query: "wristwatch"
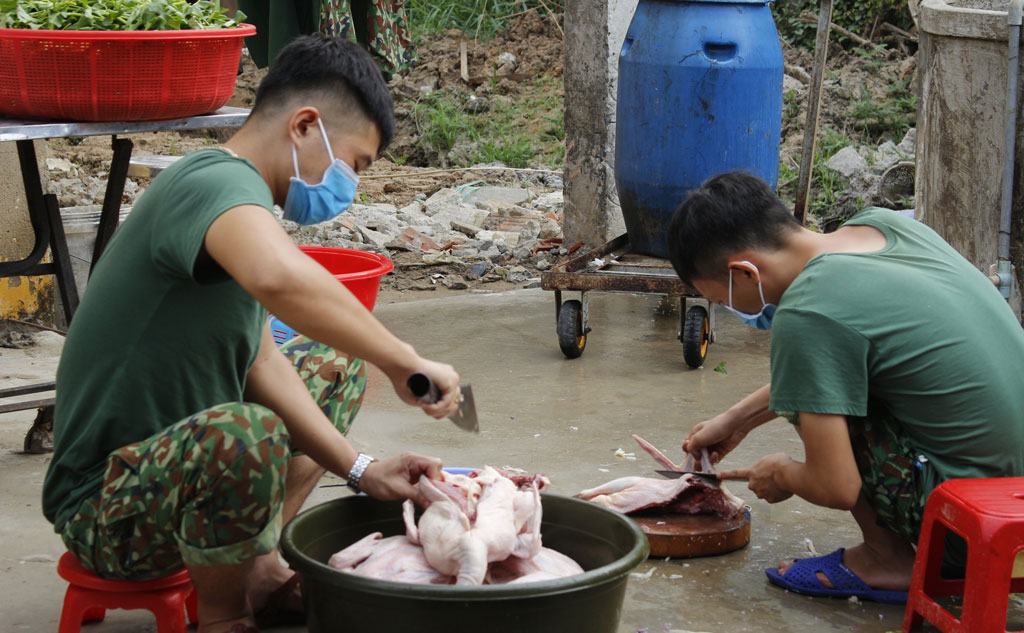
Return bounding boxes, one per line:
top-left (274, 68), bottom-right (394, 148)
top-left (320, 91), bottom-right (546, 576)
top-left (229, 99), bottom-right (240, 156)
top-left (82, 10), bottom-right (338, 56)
top-left (347, 453), bottom-right (376, 492)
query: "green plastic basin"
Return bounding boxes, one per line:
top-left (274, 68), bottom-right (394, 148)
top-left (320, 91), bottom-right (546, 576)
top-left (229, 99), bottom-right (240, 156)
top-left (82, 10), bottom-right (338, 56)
top-left (280, 493), bottom-right (649, 633)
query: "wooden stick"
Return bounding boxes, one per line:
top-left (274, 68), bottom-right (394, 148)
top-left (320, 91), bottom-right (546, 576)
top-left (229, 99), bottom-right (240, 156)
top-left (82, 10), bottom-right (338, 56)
top-left (360, 166), bottom-right (564, 181)
top-left (460, 41), bottom-right (469, 82)
top-left (881, 22), bottom-right (917, 41)
top-left (5, 319), bottom-right (66, 336)
top-left (795, 0), bottom-right (834, 224)
top-left (537, 0), bottom-right (564, 38)
top-left (799, 10), bottom-right (881, 52)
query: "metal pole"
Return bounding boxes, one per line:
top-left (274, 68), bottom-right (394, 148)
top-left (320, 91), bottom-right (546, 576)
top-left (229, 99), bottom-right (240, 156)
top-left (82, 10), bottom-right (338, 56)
top-left (794, 0), bottom-right (834, 225)
top-left (996, 0), bottom-right (1023, 299)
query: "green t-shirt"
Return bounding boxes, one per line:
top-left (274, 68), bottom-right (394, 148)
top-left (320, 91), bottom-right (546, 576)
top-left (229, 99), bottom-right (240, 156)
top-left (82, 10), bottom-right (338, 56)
top-left (42, 148), bottom-right (273, 530)
top-left (770, 207), bottom-right (1024, 489)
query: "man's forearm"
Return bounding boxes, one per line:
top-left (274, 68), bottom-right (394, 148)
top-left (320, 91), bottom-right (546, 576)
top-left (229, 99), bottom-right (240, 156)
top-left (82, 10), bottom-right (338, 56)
top-left (727, 383), bottom-right (777, 433)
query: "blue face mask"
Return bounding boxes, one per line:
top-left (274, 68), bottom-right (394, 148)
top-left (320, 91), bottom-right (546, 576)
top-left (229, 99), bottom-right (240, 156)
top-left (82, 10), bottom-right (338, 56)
top-left (283, 118), bottom-right (359, 225)
top-left (724, 263), bottom-right (777, 330)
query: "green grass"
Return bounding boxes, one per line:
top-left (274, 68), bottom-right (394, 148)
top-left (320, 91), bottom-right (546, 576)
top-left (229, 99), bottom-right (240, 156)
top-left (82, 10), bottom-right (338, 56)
top-left (411, 76), bottom-right (565, 169)
top-left (848, 81), bottom-right (917, 141)
top-left (405, 0), bottom-right (556, 40)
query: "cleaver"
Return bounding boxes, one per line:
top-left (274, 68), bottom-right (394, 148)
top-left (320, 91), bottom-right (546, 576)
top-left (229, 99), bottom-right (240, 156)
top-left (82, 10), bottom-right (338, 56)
top-left (407, 373), bottom-right (479, 433)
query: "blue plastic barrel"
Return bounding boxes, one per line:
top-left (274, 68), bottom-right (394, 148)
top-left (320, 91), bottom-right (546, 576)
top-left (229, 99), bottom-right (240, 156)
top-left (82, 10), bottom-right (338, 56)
top-left (614, 0), bottom-right (783, 258)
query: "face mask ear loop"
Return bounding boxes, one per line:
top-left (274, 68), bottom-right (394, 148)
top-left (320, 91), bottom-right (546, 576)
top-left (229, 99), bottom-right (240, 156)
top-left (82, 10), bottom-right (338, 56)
top-left (728, 267), bottom-right (735, 309)
top-left (316, 118), bottom-right (337, 163)
top-left (291, 144), bottom-right (301, 178)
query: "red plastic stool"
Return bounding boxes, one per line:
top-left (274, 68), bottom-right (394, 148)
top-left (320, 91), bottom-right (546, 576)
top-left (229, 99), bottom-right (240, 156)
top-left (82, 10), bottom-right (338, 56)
top-left (57, 552), bottom-right (198, 633)
top-left (903, 477), bottom-right (1024, 633)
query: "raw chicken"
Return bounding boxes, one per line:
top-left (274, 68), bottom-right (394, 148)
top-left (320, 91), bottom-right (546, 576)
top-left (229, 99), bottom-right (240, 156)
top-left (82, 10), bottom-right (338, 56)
top-left (327, 532), bottom-right (453, 584)
top-left (486, 547), bottom-right (585, 584)
top-left (575, 435), bottom-right (744, 519)
top-left (407, 466), bottom-right (543, 585)
top-left (328, 467), bottom-right (579, 586)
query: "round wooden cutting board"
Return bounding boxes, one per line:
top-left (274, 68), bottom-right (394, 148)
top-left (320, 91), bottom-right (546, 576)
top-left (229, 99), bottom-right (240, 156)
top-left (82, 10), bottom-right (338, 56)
top-left (632, 509), bottom-right (751, 558)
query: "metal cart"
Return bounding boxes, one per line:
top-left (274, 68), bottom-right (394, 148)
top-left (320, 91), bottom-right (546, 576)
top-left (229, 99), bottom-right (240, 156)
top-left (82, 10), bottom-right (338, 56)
top-left (540, 234), bottom-right (716, 368)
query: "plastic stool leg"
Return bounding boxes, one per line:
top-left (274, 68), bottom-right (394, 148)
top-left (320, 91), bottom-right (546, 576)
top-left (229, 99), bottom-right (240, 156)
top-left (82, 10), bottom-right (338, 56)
top-left (82, 606), bottom-right (105, 623)
top-left (58, 586), bottom-right (88, 633)
top-left (153, 592), bottom-right (189, 633)
top-left (185, 586), bottom-right (199, 624)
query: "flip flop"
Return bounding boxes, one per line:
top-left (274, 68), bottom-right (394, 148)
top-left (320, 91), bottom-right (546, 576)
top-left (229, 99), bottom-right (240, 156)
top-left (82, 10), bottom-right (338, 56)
top-left (254, 572), bottom-right (304, 628)
top-left (765, 548), bottom-right (909, 605)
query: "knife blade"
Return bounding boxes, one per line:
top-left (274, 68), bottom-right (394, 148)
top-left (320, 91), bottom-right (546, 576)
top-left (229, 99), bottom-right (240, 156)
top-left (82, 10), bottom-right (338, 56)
top-left (655, 469), bottom-right (719, 481)
top-left (407, 373), bottom-right (479, 433)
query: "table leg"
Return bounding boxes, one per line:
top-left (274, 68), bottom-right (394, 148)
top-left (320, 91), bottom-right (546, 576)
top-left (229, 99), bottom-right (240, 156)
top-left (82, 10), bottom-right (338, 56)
top-left (0, 141), bottom-right (51, 277)
top-left (90, 136), bottom-right (133, 275)
top-left (44, 193), bottom-right (79, 322)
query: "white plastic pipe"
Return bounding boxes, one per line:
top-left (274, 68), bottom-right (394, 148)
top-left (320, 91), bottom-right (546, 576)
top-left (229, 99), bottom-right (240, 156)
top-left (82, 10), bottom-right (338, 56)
top-left (996, 0), bottom-right (1023, 298)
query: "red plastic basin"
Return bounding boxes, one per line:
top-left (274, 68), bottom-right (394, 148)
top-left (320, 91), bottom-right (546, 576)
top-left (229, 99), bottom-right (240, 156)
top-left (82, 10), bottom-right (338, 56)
top-left (299, 246), bottom-right (394, 311)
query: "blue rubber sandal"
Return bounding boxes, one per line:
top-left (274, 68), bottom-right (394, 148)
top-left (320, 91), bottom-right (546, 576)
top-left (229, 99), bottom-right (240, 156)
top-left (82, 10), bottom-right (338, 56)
top-left (765, 548), bottom-right (908, 605)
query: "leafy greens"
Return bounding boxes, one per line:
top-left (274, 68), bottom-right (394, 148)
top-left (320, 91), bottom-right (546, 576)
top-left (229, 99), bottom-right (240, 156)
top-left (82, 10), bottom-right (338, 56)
top-left (0, 0), bottom-right (247, 31)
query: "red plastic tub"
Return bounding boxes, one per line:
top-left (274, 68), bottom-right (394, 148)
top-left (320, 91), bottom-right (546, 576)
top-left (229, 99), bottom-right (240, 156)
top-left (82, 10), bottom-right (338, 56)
top-left (0, 24), bottom-right (256, 121)
top-left (269, 247), bottom-right (395, 345)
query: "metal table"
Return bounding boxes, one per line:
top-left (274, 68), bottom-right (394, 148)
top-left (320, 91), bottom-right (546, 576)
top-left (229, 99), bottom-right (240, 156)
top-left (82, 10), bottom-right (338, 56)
top-left (0, 107), bottom-right (251, 447)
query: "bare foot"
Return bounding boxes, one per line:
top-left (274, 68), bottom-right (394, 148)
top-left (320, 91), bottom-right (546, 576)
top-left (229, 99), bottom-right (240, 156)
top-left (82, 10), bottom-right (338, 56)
top-left (777, 542), bottom-right (915, 591)
top-left (247, 550), bottom-right (302, 614)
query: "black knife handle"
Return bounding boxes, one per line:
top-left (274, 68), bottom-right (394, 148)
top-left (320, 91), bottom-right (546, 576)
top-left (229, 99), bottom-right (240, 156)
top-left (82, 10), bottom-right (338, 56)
top-left (407, 373), bottom-right (441, 404)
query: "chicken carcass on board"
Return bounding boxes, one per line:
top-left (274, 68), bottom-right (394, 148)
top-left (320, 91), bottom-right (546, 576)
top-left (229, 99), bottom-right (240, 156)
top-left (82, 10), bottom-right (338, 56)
top-left (575, 435), bottom-right (744, 519)
top-left (328, 466), bottom-right (583, 586)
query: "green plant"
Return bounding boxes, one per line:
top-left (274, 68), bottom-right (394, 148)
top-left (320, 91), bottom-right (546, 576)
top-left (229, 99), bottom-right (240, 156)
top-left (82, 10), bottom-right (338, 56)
top-left (808, 128), bottom-right (851, 217)
top-left (782, 88), bottom-right (801, 125)
top-left (476, 135), bottom-right (534, 168)
top-left (848, 83), bottom-right (917, 140)
top-left (413, 91), bottom-right (470, 156)
top-left (0, 0), bottom-right (246, 30)
top-left (772, 0), bottom-right (914, 50)
top-left (405, 0), bottom-right (553, 41)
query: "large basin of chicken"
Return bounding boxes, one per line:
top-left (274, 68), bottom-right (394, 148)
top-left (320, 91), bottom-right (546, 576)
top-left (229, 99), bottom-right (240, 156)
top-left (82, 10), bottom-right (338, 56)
top-left (281, 492), bottom-right (649, 633)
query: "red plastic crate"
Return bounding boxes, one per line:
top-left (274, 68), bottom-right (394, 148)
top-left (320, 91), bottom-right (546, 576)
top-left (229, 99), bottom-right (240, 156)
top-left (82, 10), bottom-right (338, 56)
top-left (0, 24), bottom-right (255, 122)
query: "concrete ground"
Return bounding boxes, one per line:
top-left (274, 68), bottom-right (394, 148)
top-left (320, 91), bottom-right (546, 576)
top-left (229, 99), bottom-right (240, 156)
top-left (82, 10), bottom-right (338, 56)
top-left (2, 289), bottom-right (923, 632)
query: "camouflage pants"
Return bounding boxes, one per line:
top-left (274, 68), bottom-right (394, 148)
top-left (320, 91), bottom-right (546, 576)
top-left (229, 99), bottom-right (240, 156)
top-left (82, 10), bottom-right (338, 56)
top-left (847, 415), bottom-right (929, 544)
top-left (319, 0), bottom-right (417, 75)
top-left (60, 337), bottom-right (366, 579)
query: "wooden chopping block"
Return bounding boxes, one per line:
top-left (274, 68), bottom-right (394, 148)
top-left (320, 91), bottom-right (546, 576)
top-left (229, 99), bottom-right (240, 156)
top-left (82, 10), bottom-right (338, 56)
top-left (633, 509), bottom-right (751, 558)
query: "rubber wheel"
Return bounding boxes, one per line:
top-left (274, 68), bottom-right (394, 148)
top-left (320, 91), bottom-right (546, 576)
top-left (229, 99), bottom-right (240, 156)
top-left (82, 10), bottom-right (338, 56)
top-left (682, 305), bottom-right (710, 368)
top-left (557, 299), bottom-right (587, 358)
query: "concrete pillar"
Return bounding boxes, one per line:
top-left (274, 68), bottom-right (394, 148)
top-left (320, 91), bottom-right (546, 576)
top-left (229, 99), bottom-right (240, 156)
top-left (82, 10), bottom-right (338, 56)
top-left (563, 0), bottom-right (636, 248)
top-left (0, 142), bottom-right (56, 324)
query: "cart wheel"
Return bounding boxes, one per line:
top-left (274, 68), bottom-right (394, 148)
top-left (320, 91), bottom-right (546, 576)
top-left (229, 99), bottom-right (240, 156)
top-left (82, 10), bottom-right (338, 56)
top-left (682, 305), bottom-right (710, 368)
top-left (557, 300), bottom-right (587, 358)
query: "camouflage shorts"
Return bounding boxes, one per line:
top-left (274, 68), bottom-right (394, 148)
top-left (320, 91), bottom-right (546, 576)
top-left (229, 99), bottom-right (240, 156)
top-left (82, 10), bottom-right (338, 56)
top-left (60, 337), bottom-right (365, 579)
top-left (847, 415), bottom-right (929, 544)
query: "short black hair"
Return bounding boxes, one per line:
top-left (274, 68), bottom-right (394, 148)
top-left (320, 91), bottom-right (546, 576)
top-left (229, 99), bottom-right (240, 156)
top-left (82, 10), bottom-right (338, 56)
top-left (251, 35), bottom-right (394, 154)
top-left (667, 171), bottom-right (801, 285)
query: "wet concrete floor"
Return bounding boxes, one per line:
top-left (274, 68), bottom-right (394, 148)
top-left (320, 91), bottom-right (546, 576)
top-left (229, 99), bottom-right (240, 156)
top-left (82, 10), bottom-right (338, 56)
top-left (1, 289), bottom-right (917, 632)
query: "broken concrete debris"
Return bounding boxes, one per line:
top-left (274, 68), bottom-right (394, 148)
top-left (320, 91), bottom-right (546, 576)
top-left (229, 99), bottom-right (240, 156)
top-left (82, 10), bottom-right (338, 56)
top-left (281, 182), bottom-right (565, 290)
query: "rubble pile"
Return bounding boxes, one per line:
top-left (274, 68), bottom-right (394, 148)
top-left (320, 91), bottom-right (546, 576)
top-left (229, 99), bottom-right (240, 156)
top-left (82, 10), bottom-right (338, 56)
top-left (821, 128), bottom-right (918, 231)
top-left (282, 181), bottom-right (568, 292)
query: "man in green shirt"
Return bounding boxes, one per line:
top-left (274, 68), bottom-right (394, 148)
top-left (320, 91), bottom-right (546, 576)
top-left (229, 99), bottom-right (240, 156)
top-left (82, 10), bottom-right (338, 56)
top-left (42, 37), bottom-right (460, 633)
top-left (668, 172), bottom-right (1024, 604)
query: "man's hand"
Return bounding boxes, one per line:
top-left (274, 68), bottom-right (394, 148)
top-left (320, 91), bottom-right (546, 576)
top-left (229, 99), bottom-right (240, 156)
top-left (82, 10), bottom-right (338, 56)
top-left (683, 413), bottom-right (747, 464)
top-left (387, 358), bottom-right (461, 420)
top-left (718, 453), bottom-right (796, 503)
top-left (358, 452), bottom-right (444, 506)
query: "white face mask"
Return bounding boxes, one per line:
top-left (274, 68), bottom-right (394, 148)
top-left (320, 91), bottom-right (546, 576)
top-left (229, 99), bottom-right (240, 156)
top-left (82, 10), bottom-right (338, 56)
top-left (724, 262), bottom-right (777, 330)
